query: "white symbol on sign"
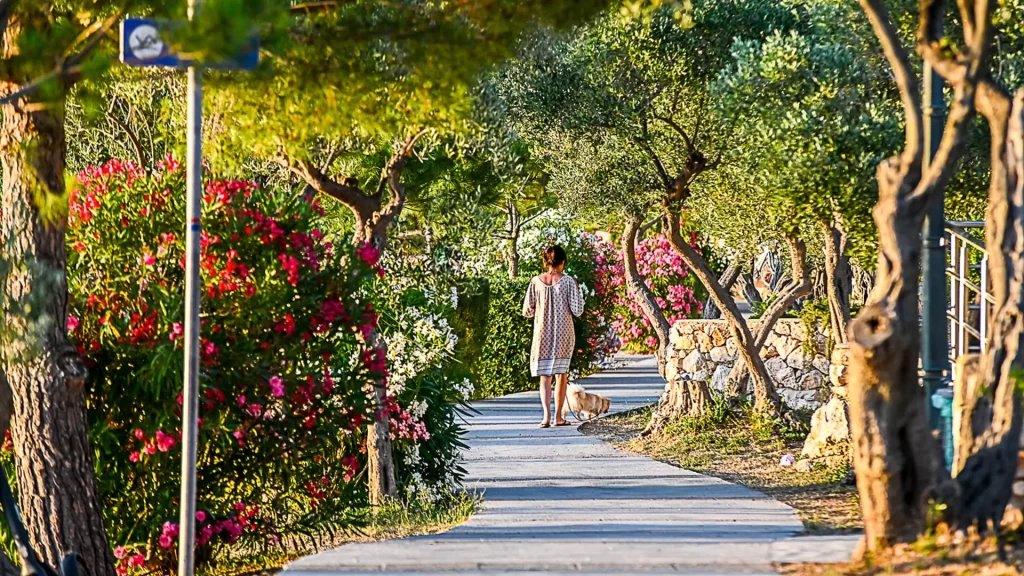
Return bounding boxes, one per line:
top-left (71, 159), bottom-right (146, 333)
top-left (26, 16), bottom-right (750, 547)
top-left (129, 25), bottom-right (164, 60)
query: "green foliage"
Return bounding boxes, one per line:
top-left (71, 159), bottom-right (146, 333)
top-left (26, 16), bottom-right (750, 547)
top-left (799, 299), bottom-right (833, 359)
top-left (451, 278), bottom-right (492, 370)
top-left (712, 4), bottom-right (901, 266)
top-left (473, 277), bottom-right (534, 398)
top-left (208, 0), bottom-right (615, 168)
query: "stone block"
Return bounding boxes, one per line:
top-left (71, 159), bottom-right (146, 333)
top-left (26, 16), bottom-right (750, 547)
top-left (812, 355), bottom-right (830, 374)
top-left (832, 385), bottom-right (848, 399)
top-left (798, 372), bottom-right (824, 391)
top-left (711, 364), bottom-right (731, 392)
top-left (785, 346), bottom-right (808, 370)
top-left (711, 327), bottom-right (727, 346)
top-left (801, 396), bottom-right (851, 459)
top-left (696, 331), bottom-right (713, 353)
top-left (775, 322), bottom-right (790, 336)
top-left (726, 337), bottom-right (738, 356)
top-left (781, 389), bottom-right (822, 411)
top-left (709, 345), bottom-right (733, 363)
top-left (765, 356), bottom-right (788, 378)
top-left (681, 349), bottom-right (703, 373)
top-left (788, 321), bottom-right (807, 340)
top-left (829, 363), bottom-right (848, 388)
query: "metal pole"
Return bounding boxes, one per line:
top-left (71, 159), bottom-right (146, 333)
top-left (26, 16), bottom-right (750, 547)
top-left (178, 0), bottom-right (202, 575)
top-left (921, 55), bottom-right (948, 431)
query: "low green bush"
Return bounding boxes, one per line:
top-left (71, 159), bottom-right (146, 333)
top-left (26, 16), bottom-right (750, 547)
top-left (473, 277), bottom-right (533, 398)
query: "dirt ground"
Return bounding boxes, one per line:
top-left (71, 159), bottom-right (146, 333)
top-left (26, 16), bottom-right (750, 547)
top-left (778, 534), bottom-right (1024, 576)
top-left (581, 405), bottom-right (861, 534)
top-left (583, 406), bottom-right (1024, 575)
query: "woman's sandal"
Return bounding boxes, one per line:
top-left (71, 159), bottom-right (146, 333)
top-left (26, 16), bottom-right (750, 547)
top-left (538, 422), bottom-right (551, 429)
top-left (554, 421), bottom-right (571, 427)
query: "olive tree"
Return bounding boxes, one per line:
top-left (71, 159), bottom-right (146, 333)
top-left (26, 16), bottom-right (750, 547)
top-left (499, 1), bottom-right (811, 418)
top-left (845, 0), bottom-right (1024, 554)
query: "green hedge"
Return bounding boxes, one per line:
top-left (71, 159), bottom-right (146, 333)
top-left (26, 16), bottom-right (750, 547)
top-left (471, 277), bottom-right (534, 398)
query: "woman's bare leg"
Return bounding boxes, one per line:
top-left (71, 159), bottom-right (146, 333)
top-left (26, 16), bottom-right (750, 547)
top-left (554, 374), bottom-right (569, 424)
top-left (539, 376), bottom-right (553, 425)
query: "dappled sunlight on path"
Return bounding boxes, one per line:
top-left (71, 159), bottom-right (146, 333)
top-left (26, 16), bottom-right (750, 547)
top-left (283, 356), bottom-right (858, 574)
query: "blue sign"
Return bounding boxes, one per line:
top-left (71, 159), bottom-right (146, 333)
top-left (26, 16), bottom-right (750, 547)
top-left (120, 18), bottom-right (258, 70)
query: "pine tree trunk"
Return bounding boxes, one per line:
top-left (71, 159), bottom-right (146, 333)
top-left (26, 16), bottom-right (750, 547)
top-left (662, 204), bottom-right (783, 417)
top-left (0, 95), bottom-right (114, 576)
top-left (951, 88), bottom-right (1024, 532)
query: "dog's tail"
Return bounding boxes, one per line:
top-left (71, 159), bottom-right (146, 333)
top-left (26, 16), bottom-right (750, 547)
top-left (567, 383), bottom-right (585, 396)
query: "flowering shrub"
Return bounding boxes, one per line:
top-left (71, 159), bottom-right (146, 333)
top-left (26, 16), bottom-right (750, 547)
top-left (372, 252), bottom-right (473, 503)
top-left (64, 158), bottom-right (381, 572)
top-left (596, 234), bottom-right (706, 353)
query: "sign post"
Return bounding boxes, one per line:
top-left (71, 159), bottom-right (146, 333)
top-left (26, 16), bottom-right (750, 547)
top-left (120, 11), bottom-right (257, 576)
top-left (179, 3), bottom-right (202, 576)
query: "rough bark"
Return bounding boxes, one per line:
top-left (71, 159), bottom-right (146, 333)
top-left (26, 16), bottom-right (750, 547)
top-left (847, 0), bottom-right (982, 553)
top-left (702, 264), bottom-right (740, 320)
top-left (736, 271), bottom-right (763, 308)
top-left (622, 215), bottom-right (672, 378)
top-left (366, 334), bottom-right (398, 507)
top-left (823, 221), bottom-right (853, 345)
top-left (950, 87), bottom-right (1024, 533)
top-left (285, 133), bottom-right (424, 504)
top-left (662, 202), bottom-right (784, 417)
top-left (0, 93), bottom-right (114, 575)
top-left (643, 376), bottom-right (713, 436)
top-left (725, 235), bottom-right (813, 398)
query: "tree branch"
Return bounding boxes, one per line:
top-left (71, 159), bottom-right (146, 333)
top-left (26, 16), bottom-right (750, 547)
top-left (638, 113), bottom-right (673, 188)
top-left (107, 98), bottom-right (146, 168)
top-left (0, 7), bottom-right (123, 106)
top-left (858, 0), bottom-right (924, 157)
top-left (279, 156), bottom-right (377, 217)
top-left (654, 114), bottom-right (695, 154)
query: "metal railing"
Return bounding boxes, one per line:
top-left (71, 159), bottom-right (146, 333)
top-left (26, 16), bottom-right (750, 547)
top-left (945, 221), bottom-right (995, 380)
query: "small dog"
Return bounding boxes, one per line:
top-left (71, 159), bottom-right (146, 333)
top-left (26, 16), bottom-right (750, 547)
top-left (561, 383), bottom-right (611, 421)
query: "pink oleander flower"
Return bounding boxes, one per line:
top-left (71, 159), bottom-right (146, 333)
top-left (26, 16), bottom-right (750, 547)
top-left (113, 546), bottom-right (127, 560)
top-left (269, 375), bottom-right (285, 398)
top-left (155, 430), bottom-right (176, 452)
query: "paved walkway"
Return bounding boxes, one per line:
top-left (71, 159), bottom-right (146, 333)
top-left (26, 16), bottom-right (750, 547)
top-left (284, 356), bottom-right (859, 574)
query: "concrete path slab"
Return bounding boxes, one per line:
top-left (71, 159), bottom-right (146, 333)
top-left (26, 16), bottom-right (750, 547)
top-left (283, 356), bottom-right (858, 574)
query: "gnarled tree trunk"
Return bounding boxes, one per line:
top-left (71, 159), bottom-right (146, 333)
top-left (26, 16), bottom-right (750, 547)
top-left (622, 215), bottom-right (672, 378)
top-left (662, 202), bottom-right (783, 417)
top-left (0, 94), bottom-right (114, 576)
top-left (725, 235), bottom-right (812, 398)
top-left (823, 220), bottom-right (852, 345)
top-left (287, 133), bottom-right (424, 505)
top-left (702, 264), bottom-right (740, 320)
top-left (951, 87), bottom-right (1024, 533)
top-left (847, 0), bottom-right (978, 553)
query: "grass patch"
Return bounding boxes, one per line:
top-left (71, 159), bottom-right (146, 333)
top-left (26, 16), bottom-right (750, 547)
top-left (581, 402), bottom-right (861, 535)
top-left (202, 490), bottom-right (479, 576)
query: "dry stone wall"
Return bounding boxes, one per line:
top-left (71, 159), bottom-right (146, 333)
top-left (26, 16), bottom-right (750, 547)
top-left (666, 319), bottom-right (830, 410)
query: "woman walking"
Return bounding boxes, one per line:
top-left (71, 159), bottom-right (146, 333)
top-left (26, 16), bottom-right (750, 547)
top-left (522, 245), bottom-right (585, 427)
